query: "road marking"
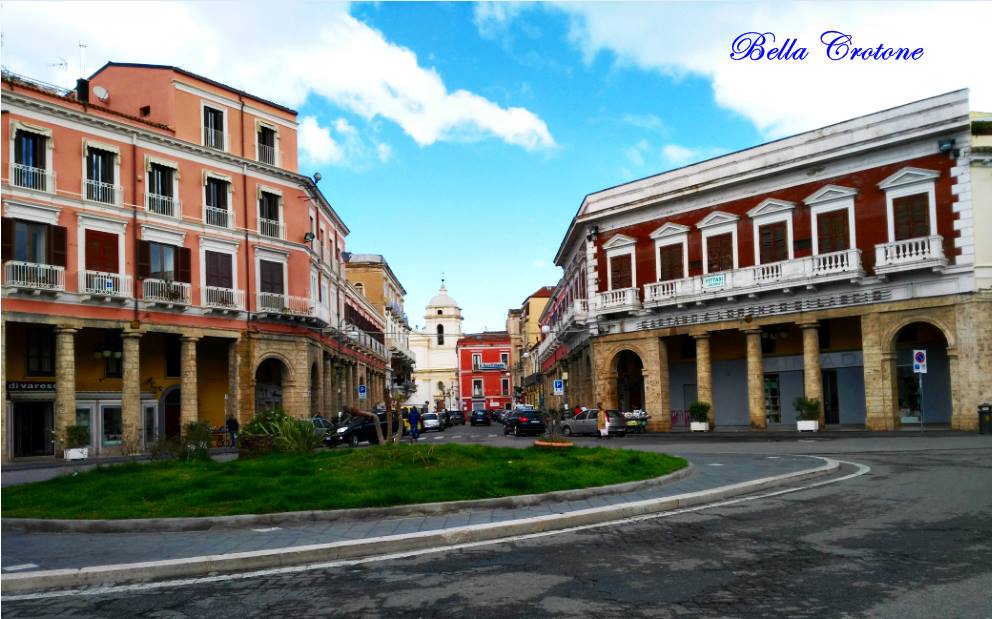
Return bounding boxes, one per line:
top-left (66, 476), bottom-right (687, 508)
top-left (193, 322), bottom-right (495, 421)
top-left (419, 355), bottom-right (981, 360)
top-left (433, 436), bottom-right (444, 440)
top-left (251, 527), bottom-right (281, 533)
top-left (488, 434), bottom-right (496, 437)
top-left (3, 564), bottom-right (39, 572)
top-left (767, 456), bottom-right (780, 459)
top-left (707, 463), bottom-right (724, 467)
top-left (3, 459), bottom-right (869, 600)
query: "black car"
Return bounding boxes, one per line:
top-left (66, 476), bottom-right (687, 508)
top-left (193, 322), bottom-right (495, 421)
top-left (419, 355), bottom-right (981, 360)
top-left (503, 410), bottom-right (547, 436)
top-left (447, 411), bottom-right (465, 426)
top-left (470, 410), bottom-right (491, 426)
top-left (325, 412), bottom-right (402, 448)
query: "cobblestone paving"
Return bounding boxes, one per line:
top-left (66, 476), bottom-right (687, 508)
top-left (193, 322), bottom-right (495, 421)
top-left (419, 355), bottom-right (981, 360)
top-left (4, 449), bottom-right (991, 618)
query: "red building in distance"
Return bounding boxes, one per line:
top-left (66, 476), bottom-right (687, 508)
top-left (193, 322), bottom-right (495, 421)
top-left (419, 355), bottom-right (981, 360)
top-left (457, 332), bottom-right (512, 412)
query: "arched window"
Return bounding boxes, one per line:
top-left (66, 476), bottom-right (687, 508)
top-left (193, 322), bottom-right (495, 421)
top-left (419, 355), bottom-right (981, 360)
top-left (436, 324), bottom-right (444, 345)
top-left (354, 283), bottom-right (364, 297)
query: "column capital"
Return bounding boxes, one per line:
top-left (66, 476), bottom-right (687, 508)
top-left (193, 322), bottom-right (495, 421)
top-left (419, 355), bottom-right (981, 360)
top-left (181, 335), bottom-right (202, 343)
top-left (798, 321), bottom-right (819, 330)
top-left (122, 331), bottom-right (142, 340)
top-left (742, 327), bottom-right (763, 336)
top-left (692, 332), bottom-right (711, 341)
top-left (56, 326), bottom-right (78, 335)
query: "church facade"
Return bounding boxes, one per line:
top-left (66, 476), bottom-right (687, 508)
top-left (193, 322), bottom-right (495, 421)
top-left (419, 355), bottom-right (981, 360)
top-left (405, 284), bottom-right (464, 411)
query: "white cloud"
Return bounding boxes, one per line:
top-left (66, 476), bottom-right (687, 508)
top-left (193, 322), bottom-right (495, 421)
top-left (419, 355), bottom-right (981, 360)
top-left (1, 2), bottom-right (555, 154)
top-left (376, 143), bottom-right (392, 163)
top-left (625, 138), bottom-right (650, 167)
top-left (298, 116), bottom-right (343, 166)
top-left (661, 144), bottom-right (725, 166)
top-left (474, 2), bottom-right (526, 39)
top-left (622, 113), bottom-right (668, 134)
top-left (555, 2), bottom-right (992, 137)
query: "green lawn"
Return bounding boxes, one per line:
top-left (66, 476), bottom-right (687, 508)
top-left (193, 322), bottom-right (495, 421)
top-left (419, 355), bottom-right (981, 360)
top-left (1, 444), bottom-right (686, 520)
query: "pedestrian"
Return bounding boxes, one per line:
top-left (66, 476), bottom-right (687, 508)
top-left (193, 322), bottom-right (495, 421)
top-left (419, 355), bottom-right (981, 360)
top-left (596, 404), bottom-right (609, 439)
top-left (409, 406), bottom-right (421, 442)
top-left (226, 414), bottom-right (240, 448)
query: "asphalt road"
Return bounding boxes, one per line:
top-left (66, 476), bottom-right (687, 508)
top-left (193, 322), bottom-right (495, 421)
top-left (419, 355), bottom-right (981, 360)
top-left (4, 427), bottom-right (992, 618)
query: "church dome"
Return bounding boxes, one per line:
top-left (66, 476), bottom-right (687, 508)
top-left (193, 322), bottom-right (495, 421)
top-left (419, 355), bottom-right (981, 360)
top-left (427, 284), bottom-right (460, 310)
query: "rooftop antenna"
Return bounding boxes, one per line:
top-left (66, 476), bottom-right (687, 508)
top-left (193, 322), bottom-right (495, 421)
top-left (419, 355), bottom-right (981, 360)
top-left (49, 57), bottom-right (68, 89)
top-left (78, 40), bottom-right (87, 79)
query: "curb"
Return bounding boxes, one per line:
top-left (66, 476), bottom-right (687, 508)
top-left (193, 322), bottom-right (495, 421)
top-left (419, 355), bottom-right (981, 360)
top-left (1, 457), bottom-right (838, 593)
top-left (2, 464), bottom-right (693, 533)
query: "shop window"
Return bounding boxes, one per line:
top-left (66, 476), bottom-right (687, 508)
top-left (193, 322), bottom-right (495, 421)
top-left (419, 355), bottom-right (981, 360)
top-left (26, 327), bottom-right (54, 376)
top-left (102, 406), bottom-right (123, 446)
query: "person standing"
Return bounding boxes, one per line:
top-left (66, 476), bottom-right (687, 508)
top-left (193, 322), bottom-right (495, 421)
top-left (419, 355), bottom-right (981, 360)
top-left (226, 414), bottom-right (240, 448)
top-left (409, 406), bottom-right (421, 443)
top-left (596, 405), bottom-right (609, 439)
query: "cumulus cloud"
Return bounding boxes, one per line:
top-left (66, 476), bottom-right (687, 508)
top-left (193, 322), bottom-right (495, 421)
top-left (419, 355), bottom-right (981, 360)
top-left (474, 2), bottom-right (526, 40)
top-left (298, 116), bottom-right (343, 166)
top-left (1, 2), bottom-right (555, 155)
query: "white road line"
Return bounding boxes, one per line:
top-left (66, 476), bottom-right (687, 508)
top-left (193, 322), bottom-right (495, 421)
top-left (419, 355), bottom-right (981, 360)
top-left (707, 463), bottom-right (724, 467)
top-left (433, 436), bottom-right (444, 440)
top-left (3, 564), bottom-right (39, 572)
top-left (3, 459), bottom-right (870, 601)
top-left (251, 527), bottom-right (281, 533)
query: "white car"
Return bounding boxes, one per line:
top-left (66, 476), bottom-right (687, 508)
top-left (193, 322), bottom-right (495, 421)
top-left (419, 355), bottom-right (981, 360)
top-left (421, 412), bottom-right (444, 432)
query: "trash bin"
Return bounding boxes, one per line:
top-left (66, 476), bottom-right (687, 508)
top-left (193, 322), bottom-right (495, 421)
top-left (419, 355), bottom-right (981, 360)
top-left (979, 403), bottom-right (992, 435)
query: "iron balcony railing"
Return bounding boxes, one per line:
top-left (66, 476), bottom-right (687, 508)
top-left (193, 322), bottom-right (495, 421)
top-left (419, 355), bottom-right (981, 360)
top-left (874, 235), bottom-right (946, 273)
top-left (259, 217), bottom-right (284, 239)
top-left (204, 205), bottom-right (232, 228)
top-left (204, 127), bottom-right (225, 150)
top-left (203, 286), bottom-right (245, 310)
top-left (80, 270), bottom-right (131, 298)
top-left (258, 143), bottom-right (276, 165)
top-left (147, 193), bottom-right (177, 217)
top-left (142, 279), bottom-right (191, 305)
top-left (3, 261), bottom-right (64, 292)
top-left (84, 179), bottom-right (122, 204)
top-left (10, 163), bottom-right (55, 192)
top-left (257, 291), bottom-right (313, 316)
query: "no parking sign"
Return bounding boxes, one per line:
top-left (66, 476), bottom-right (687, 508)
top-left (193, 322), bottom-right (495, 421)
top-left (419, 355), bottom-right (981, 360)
top-left (913, 350), bottom-right (927, 374)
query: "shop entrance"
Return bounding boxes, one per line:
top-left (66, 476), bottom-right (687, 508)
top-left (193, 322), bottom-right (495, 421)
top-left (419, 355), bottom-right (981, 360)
top-left (614, 350), bottom-right (645, 412)
top-left (13, 401), bottom-right (54, 457)
top-left (893, 322), bottom-right (952, 424)
top-left (822, 369), bottom-right (840, 425)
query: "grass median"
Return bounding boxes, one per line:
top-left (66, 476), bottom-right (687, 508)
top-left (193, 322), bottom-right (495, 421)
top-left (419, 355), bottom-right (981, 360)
top-left (2, 444), bottom-right (687, 520)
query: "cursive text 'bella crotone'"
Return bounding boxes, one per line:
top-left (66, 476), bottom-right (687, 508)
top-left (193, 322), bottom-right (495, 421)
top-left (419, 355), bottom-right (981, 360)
top-left (730, 31), bottom-right (924, 61)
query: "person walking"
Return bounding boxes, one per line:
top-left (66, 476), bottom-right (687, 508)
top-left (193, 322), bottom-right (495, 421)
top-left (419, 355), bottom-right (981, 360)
top-left (409, 406), bottom-right (421, 443)
top-left (226, 414), bottom-right (240, 448)
top-left (596, 405), bottom-right (609, 439)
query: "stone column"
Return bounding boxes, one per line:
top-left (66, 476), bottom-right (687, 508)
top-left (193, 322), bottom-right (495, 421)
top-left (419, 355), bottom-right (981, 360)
top-left (312, 357), bottom-right (324, 418)
top-left (694, 333), bottom-right (714, 426)
top-left (227, 339), bottom-right (240, 424)
top-left (180, 336), bottom-right (199, 431)
top-left (861, 313), bottom-right (897, 430)
top-left (744, 328), bottom-right (765, 430)
top-left (323, 356), bottom-right (333, 415)
top-left (122, 332), bottom-right (142, 449)
top-left (800, 321), bottom-right (824, 424)
top-left (54, 327), bottom-right (78, 454)
top-left (1, 319), bottom-right (7, 463)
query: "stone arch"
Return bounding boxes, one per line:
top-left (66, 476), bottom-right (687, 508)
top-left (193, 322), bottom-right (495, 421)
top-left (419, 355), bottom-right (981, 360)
top-left (888, 320), bottom-right (954, 426)
top-left (611, 349), bottom-right (646, 412)
top-left (882, 315), bottom-right (956, 352)
top-left (253, 352), bottom-right (296, 385)
top-left (255, 356), bottom-right (291, 415)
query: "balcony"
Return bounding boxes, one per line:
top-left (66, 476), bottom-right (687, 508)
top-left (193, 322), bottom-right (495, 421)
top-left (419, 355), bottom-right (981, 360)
top-left (259, 218), bottom-right (284, 240)
top-left (874, 236), bottom-right (946, 275)
top-left (595, 287), bottom-right (640, 314)
top-left (80, 270), bottom-right (131, 301)
top-left (9, 163), bottom-right (54, 192)
top-left (204, 205), bottom-right (232, 228)
top-left (147, 193), bottom-right (178, 217)
top-left (258, 143), bottom-right (276, 165)
top-left (257, 291), bottom-right (313, 317)
top-left (203, 286), bottom-right (245, 313)
top-left (3, 261), bottom-right (64, 294)
top-left (642, 249), bottom-right (863, 308)
top-left (142, 279), bottom-right (191, 308)
top-left (204, 127), bottom-right (225, 151)
top-left (84, 179), bottom-right (122, 205)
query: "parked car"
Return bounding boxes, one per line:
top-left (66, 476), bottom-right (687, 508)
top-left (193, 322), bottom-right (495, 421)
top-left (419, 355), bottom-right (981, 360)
top-left (447, 411), bottom-right (465, 426)
top-left (561, 409), bottom-right (627, 437)
top-left (325, 411), bottom-right (402, 448)
top-left (470, 410), bottom-right (491, 426)
top-left (503, 410), bottom-right (547, 436)
top-left (311, 416), bottom-right (333, 442)
top-left (422, 412), bottom-right (445, 432)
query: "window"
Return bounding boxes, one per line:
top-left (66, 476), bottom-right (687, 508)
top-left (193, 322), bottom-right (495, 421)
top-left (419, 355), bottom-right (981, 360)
top-left (138, 240), bottom-right (190, 283)
top-left (102, 405), bottom-right (123, 446)
top-left (203, 106), bottom-right (225, 150)
top-left (472, 379), bottom-right (483, 398)
top-left (259, 191), bottom-right (282, 238)
top-left (758, 221), bottom-right (789, 264)
top-left (104, 331), bottom-right (123, 378)
top-left (893, 193), bottom-right (930, 241)
top-left (258, 125), bottom-right (276, 164)
top-left (205, 177), bottom-right (231, 227)
top-left (147, 163), bottom-right (175, 216)
top-left (26, 327), bottom-right (54, 376)
top-left (501, 378), bottom-right (509, 397)
top-left (13, 220), bottom-right (48, 264)
top-left (437, 324), bottom-right (445, 345)
top-left (500, 352), bottom-right (509, 366)
top-left (816, 210), bottom-right (850, 253)
top-left (204, 251), bottom-right (233, 289)
top-left (472, 353), bottom-right (481, 368)
top-left (2, 218), bottom-right (66, 269)
top-left (85, 229), bottom-right (119, 273)
top-left (75, 407), bottom-right (92, 446)
top-left (13, 130), bottom-right (48, 190)
top-left (259, 259), bottom-right (284, 294)
top-left (658, 244), bottom-right (683, 282)
top-left (706, 233), bottom-right (734, 273)
top-left (354, 283), bottom-right (364, 296)
top-left (609, 254), bottom-right (633, 289)
top-left (85, 147), bottom-right (116, 203)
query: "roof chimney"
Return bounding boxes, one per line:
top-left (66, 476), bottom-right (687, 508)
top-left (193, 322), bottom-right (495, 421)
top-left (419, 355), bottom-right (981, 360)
top-left (76, 78), bottom-right (89, 104)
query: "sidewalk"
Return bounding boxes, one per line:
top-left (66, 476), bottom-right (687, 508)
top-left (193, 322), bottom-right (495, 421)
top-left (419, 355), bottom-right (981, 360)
top-left (1, 453), bottom-right (835, 592)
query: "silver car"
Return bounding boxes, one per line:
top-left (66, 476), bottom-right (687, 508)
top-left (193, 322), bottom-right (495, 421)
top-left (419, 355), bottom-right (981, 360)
top-left (561, 409), bottom-right (626, 437)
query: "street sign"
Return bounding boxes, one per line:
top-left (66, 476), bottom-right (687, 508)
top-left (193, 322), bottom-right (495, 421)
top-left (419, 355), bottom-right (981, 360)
top-left (358, 384), bottom-right (367, 400)
top-left (553, 379), bottom-right (564, 395)
top-left (913, 349), bottom-right (927, 374)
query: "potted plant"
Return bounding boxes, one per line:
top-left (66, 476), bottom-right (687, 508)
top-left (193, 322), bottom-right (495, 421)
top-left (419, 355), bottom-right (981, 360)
top-left (689, 401), bottom-right (711, 432)
top-left (62, 425), bottom-right (90, 461)
top-left (793, 396), bottom-right (822, 432)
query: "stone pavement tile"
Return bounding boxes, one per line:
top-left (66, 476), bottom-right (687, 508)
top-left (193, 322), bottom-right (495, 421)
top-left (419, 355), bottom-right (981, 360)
top-left (416, 515), bottom-right (449, 532)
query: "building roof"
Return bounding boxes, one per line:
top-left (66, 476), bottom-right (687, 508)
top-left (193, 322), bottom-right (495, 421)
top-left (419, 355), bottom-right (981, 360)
top-left (344, 253), bottom-right (406, 295)
top-left (458, 331), bottom-right (510, 345)
top-left (89, 62), bottom-right (298, 116)
top-left (522, 286), bottom-right (555, 306)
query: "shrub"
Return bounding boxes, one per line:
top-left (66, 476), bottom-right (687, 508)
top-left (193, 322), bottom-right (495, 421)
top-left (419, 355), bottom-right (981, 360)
top-left (242, 408), bottom-right (292, 437)
top-left (182, 421), bottom-right (212, 462)
top-left (793, 397), bottom-right (822, 421)
top-left (148, 436), bottom-right (182, 460)
top-left (272, 417), bottom-right (321, 453)
top-left (688, 401), bottom-right (711, 423)
top-left (63, 425), bottom-right (90, 449)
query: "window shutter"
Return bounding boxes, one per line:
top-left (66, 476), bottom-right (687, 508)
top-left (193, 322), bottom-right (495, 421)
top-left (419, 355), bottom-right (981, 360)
top-left (48, 225), bottom-right (67, 267)
top-left (176, 247), bottom-right (192, 283)
top-left (137, 240), bottom-right (151, 279)
top-left (610, 254), bottom-right (632, 289)
top-left (1, 218), bottom-right (13, 262)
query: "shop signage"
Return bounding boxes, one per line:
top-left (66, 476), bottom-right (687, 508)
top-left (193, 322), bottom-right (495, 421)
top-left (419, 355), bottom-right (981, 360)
top-left (477, 362), bottom-right (507, 370)
top-left (6, 381), bottom-right (56, 392)
top-left (702, 274), bottom-right (727, 289)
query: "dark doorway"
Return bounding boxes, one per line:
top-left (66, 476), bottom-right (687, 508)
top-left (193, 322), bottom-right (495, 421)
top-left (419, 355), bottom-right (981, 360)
top-left (822, 369), bottom-right (840, 425)
top-left (13, 401), bottom-right (54, 457)
top-left (615, 350), bottom-right (645, 412)
top-left (163, 388), bottom-right (181, 439)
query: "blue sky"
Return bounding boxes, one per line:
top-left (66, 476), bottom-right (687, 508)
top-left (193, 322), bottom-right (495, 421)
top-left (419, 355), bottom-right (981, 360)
top-left (3, 1), bottom-right (988, 333)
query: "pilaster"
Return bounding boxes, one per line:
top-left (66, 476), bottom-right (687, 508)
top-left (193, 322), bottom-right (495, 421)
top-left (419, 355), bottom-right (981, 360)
top-left (122, 332), bottom-right (142, 448)
top-left (180, 336), bottom-right (199, 430)
top-left (54, 327), bottom-right (77, 454)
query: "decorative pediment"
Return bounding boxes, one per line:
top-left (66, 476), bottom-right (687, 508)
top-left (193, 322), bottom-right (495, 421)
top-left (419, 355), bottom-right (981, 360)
top-left (141, 224), bottom-right (185, 246)
top-left (649, 223), bottom-right (690, 239)
top-left (877, 167), bottom-right (940, 190)
top-left (747, 199), bottom-right (796, 219)
top-left (602, 234), bottom-right (636, 250)
top-left (696, 211), bottom-right (739, 229)
top-left (5, 200), bottom-right (61, 226)
top-left (803, 185), bottom-right (858, 206)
